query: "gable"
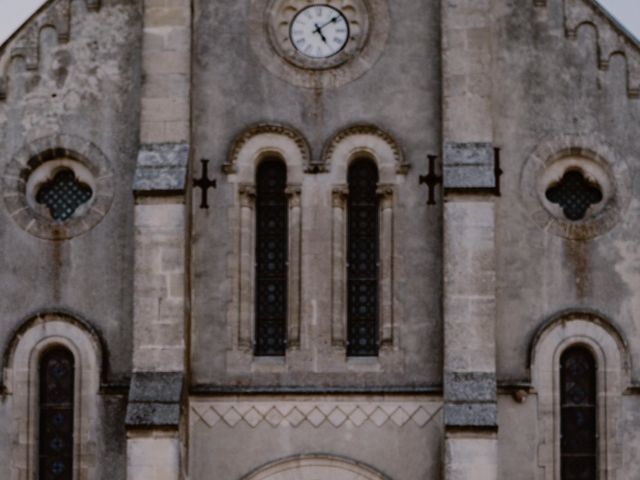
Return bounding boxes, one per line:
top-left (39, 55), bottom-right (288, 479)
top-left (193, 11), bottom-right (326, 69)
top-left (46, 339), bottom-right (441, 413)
top-left (536, 0), bottom-right (640, 98)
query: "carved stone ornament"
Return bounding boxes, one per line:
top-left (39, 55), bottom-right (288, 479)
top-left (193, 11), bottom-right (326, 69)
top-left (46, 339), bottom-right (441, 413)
top-left (224, 124), bottom-right (312, 174)
top-left (322, 124), bottom-right (408, 174)
top-left (191, 400), bottom-right (442, 430)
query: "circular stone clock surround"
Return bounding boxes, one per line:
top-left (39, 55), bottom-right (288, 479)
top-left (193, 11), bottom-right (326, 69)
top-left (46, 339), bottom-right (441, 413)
top-left (249, 0), bottom-right (390, 89)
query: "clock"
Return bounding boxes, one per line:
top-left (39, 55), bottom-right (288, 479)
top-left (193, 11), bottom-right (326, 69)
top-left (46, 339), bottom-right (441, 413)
top-left (267, 0), bottom-right (370, 70)
top-left (289, 5), bottom-right (350, 59)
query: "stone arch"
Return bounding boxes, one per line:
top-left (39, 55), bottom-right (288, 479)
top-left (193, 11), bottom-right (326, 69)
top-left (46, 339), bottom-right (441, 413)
top-left (3, 310), bottom-right (102, 480)
top-left (530, 310), bottom-right (628, 480)
top-left (243, 454), bottom-right (391, 480)
top-left (223, 123), bottom-right (311, 181)
top-left (223, 124), bottom-right (304, 364)
top-left (326, 125), bottom-right (402, 353)
top-left (322, 124), bottom-right (408, 182)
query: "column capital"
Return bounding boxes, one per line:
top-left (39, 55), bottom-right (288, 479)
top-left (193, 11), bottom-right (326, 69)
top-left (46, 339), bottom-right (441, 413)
top-left (238, 184), bottom-right (256, 207)
top-left (332, 185), bottom-right (349, 208)
top-left (285, 184), bottom-right (302, 207)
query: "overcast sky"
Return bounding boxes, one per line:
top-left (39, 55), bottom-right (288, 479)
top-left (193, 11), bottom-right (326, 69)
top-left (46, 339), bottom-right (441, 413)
top-left (0, 0), bottom-right (638, 45)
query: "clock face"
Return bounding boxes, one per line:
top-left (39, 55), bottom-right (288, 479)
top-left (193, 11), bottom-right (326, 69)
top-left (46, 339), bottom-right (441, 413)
top-left (289, 5), bottom-right (350, 59)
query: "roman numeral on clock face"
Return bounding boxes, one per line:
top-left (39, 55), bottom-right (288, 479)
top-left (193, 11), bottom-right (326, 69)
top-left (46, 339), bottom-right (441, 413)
top-left (289, 5), bottom-right (350, 59)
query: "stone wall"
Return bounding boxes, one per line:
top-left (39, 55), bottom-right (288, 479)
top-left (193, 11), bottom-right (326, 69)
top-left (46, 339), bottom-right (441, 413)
top-left (0, 0), bottom-right (142, 477)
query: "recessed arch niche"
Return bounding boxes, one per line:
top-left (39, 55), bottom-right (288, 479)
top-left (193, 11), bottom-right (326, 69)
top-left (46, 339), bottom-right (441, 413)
top-left (243, 455), bottom-right (390, 480)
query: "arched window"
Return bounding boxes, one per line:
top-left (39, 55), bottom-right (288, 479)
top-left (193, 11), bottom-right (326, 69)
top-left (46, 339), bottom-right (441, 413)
top-left (39, 346), bottom-right (75, 480)
top-left (347, 159), bottom-right (380, 356)
top-left (560, 346), bottom-right (597, 480)
top-left (255, 159), bottom-right (288, 356)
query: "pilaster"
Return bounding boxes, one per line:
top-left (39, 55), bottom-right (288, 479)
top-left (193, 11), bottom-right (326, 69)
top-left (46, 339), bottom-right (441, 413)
top-left (127, 1), bottom-right (192, 479)
top-left (441, 0), bottom-right (498, 477)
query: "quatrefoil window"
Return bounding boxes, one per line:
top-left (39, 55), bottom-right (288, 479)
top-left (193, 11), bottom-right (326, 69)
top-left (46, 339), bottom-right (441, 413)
top-left (36, 169), bottom-right (93, 221)
top-left (545, 170), bottom-right (603, 221)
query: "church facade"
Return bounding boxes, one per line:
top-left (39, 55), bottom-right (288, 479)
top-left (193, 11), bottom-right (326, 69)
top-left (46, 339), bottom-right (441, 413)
top-left (1, 0), bottom-right (640, 478)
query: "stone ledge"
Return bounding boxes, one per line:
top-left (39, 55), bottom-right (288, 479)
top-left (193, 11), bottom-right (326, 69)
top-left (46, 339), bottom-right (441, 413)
top-left (133, 143), bottom-right (189, 194)
top-left (444, 402), bottom-right (497, 428)
top-left (125, 372), bottom-right (183, 429)
top-left (443, 142), bottom-right (496, 190)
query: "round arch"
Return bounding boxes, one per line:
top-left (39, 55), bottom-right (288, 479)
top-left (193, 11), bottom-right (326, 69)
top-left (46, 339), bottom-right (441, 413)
top-left (243, 455), bottom-right (391, 480)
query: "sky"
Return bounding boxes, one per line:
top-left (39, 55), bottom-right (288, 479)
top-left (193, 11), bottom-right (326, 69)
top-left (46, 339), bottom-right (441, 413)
top-left (0, 0), bottom-right (638, 45)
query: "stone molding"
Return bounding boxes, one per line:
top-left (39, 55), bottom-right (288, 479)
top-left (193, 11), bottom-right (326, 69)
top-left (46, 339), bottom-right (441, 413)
top-left (2, 133), bottom-right (115, 240)
top-left (191, 399), bottom-right (442, 430)
top-left (520, 133), bottom-right (631, 239)
top-left (133, 143), bottom-right (189, 195)
top-left (224, 124), bottom-right (311, 176)
top-left (322, 125), bottom-right (408, 176)
top-left (531, 312), bottom-right (628, 480)
top-left (4, 312), bottom-right (101, 480)
top-left (533, 0), bottom-right (640, 98)
top-left (243, 455), bottom-right (391, 480)
top-left (0, 0), bottom-right (101, 101)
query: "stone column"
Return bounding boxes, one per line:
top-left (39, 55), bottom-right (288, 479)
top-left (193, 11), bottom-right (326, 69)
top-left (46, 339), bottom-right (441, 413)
top-left (127, 1), bottom-right (192, 479)
top-left (286, 184), bottom-right (302, 349)
top-left (441, 0), bottom-right (498, 478)
top-left (331, 185), bottom-right (348, 348)
top-left (237, 184), bottom-right (256, 351)
top-left (377, 183), bottom-right (395, 349)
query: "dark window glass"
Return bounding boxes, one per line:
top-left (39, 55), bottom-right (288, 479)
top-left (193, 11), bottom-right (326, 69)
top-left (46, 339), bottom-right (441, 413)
top-left (545, 170), bottom-right (602, 221)
top-left (347, 159), bottom-right (379, 356)
top-left (39, 347), bottom-right (75, 480)
top-left (560, 346), bottom-right (597, 480)
top-left (255, 159), bottom-right (288, 356)
top-left (36, 169), bottom-right (93, 221)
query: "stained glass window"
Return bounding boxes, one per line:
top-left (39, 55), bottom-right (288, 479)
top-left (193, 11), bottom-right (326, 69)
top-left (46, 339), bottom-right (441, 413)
top-left (560, 346), bottom-right (597, 480)
top-left (254, 159), bottom-right (288, 356)
top-left (347, 159), bottom-right (379, 356)
top-left (39, 347), bottom-right (75, 480)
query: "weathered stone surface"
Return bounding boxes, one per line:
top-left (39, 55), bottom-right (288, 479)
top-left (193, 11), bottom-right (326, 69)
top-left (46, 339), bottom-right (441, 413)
top-left (444, 403), bottom-right (498, 428)
top-left (445, 372), bottom-right (497, 403)
top-left (125, 372), bottom-right (184, 428)
top-left (443, 142), bottom-right (496, 189)
top-left (133, 143), bottom-right (189, 193)
top-left (0, 0), bottom-right (638, 478)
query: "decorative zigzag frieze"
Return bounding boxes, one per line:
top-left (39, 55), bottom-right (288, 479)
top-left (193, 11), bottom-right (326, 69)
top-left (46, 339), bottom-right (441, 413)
top-left (0, 0), bottom-right (101, 100)
top-left (191, 401), bottom-right (443, 429)
top-left (535, 0), bottom-right (640, 98)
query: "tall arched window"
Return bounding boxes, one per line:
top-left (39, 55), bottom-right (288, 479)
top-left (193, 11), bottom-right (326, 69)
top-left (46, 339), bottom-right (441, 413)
top-left (560, 346), bottom-right (597, 480)
top-left (255, 159), bottom-right (288, 356)
top-left (39, 346), bottom-right (75, 480)
top-left (347, 159), bottom-right (379, 356)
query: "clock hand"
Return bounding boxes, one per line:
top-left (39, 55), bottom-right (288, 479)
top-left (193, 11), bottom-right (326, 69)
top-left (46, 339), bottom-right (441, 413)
top-left (313, 23), bottom-right (328, 43)
top-left (318, 16), bottom-right (340, 31)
